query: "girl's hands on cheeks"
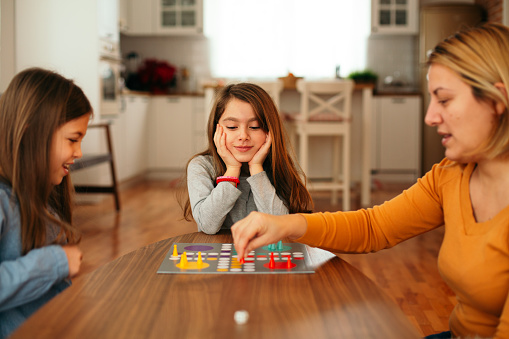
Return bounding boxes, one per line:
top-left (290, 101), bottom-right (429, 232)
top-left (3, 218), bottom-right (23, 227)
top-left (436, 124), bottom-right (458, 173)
top-left (62, 245), bottom-right (83, 278)
top-left (214, 124), bottom-right (242, 172)
top-left (231, 212), bottom-right (308, 260)
top-left (248, 132), bottom-right (271, 175)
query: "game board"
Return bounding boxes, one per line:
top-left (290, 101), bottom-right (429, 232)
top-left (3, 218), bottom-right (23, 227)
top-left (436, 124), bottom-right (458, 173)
top-left (157, 242), bottom-right (315, 274)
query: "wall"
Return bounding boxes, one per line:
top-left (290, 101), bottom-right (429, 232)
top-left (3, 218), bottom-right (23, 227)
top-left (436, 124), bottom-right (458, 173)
top-left (0, 0), bottom-right (15, 92)
top-left (366, 35), bottom-right (419, 91)
top-left (15, 0), bottom-right (100, 114)
top-left (475, 0), bottom-right (503, 21)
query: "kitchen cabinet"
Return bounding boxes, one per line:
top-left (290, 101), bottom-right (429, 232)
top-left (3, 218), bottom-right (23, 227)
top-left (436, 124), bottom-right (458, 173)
top-left (123, 95), bottom-right (150, 180)
top-left (192, 97), bottom-right (207, 153)
top-left (148, 96), bottom-right (204, 177)
top-left (121, 0), bottom-right (203, 36)
top-left (371, 95), bottom-right (421, 180)
top-left (123, 0), bottom-right (154, 35)
top-left (154, 0), bottom-right (203, 35)
top-left (111, 94), bottom-right (150, 182)
top-left (371, 0), bottom-right (418, 35)
top-left (98, 0), bottom-right (120, 43)
top-left (118, 0), bottom-right (130, 33)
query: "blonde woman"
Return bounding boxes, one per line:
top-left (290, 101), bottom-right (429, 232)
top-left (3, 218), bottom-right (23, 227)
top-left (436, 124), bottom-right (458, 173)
top-left (232, 23), bottom-right (509, 339)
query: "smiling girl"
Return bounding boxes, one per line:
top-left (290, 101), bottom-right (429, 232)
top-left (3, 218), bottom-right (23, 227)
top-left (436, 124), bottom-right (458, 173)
top-left (180, 83), bottom-right (312, 234)
top-left (0, 68), bottom-right (92, 338)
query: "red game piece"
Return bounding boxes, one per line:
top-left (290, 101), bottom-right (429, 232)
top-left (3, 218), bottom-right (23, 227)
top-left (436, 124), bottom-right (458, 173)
top-left (239, 257), bottom-right (245, 264)
top-left (286, 256), bottom-right (292, 268)
top-left (269, 252), bottom-right (275, 269)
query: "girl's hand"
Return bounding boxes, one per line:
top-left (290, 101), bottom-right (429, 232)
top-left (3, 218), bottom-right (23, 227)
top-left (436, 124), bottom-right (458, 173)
top-left (62, 245), bottom-right (83, 278)
top-left (248, 132), bottom-right (271, 175)
top-left (214, 125), bottom-right (242, 171)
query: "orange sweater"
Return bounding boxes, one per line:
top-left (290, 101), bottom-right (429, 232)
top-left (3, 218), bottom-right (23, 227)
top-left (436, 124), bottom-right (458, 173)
top-left (297, 158), bottom-right (509, 338)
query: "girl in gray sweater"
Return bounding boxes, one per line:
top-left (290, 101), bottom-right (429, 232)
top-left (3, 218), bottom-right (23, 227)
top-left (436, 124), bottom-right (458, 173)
top-left (180, 83), bottom-right (312, 234)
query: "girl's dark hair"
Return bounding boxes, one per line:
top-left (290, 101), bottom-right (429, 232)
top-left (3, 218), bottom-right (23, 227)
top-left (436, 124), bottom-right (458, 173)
top-left (179, 82), bottom-right (313, 221)
top-left (0, 67), bottom-right (92, 254)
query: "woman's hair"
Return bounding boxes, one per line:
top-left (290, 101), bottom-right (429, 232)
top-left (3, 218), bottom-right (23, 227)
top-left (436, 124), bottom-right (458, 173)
top-left (427, 22), bottom-right (509, 159)
top-left (0, 67), bottom-right (92, 254)
top-left (180, 82), bottom-right (313, 220)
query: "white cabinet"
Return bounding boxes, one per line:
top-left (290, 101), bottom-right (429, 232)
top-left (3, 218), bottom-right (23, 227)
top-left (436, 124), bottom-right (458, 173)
top-left (193, 97), bottom-right (207, 153)
top-left (371, 0), bottom-right (418, 35)
top-left (123, 0), bottom-right (154, 35)
top-left (98, 0), bottom-right (120, 42)
top-left (123, 95), bottom-right (150, 179)
top-left (154, 0), bottom-right (203, 34)
top-left (112, 95), bottom-right (150, 182)
top-left (148, 96), bottom-right (198, 172)
top-left (122, 0), bottom-right (203, 35)
top-left (371, 95), bottom-right (421, 179)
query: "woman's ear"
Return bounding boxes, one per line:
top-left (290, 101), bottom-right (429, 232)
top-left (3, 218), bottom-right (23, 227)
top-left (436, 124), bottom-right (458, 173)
top-left (494, 82), bottom-right (507, 115)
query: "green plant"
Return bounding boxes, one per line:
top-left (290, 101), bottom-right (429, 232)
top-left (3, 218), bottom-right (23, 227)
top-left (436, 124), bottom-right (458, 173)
top-left (347, 70), bottom-right (378, 83)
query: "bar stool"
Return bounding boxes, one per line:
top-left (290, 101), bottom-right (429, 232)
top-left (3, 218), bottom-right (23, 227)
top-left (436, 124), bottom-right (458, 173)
top-left (249, 79), bottom-right (284, 110)
top-left (288, 79), bottom-right (354, 210)
top-left (70, 122), bottom-right (121, 211)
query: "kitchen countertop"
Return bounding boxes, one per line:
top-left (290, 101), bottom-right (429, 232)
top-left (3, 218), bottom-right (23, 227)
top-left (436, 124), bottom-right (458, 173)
top-left (121, 89), bottom-right (204, 97)
top-left (374, 87), bottom-right (422, 96)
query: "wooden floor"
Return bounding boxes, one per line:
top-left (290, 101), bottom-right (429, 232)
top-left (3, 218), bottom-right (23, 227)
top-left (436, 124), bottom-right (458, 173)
top-left (74, 180), bottom-right (456, 337)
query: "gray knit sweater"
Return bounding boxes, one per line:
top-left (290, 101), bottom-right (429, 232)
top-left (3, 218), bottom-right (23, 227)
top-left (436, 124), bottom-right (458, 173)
top-left (187, 155), bottom-right (289, 234)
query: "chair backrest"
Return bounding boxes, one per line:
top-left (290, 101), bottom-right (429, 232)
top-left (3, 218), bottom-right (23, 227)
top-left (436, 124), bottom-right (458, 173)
top-left (296, 79), bottom-right (354, 122)
top-left (249, 80), bottom-right (284, 110)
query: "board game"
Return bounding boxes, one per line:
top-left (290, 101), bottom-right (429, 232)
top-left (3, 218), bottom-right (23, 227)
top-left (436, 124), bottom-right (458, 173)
top-left (157, 242), bottom-right (315, 274)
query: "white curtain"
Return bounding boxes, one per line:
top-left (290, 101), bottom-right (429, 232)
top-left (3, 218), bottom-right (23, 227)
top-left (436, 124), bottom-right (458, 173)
top-left (203, 0), bottom-right (371, 79)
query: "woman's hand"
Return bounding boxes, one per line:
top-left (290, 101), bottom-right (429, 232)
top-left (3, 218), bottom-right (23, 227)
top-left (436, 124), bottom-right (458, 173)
top-left (62, 245), bottom-right (83, 278)
top-left (231, 211), bottom-right (307, 260)
top-left (248, 132), bottom-right (271, 175)
top-left (214, 124), bottom-right (242, 173)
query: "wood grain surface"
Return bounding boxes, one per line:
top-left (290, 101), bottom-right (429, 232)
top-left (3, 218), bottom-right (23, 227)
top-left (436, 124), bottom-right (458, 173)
top-left (12, 231), bottom-right (420, 339)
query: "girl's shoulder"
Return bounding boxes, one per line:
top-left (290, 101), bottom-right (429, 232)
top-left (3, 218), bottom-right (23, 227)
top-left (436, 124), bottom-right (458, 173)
top-left (189, 155), bottom-right (214, 168)
top-left (0, 182), bottom-right (16, 223)
top-left (0, 181), bottom-right (13, 203)
top-left (188, 155), bottom-right (216, 177)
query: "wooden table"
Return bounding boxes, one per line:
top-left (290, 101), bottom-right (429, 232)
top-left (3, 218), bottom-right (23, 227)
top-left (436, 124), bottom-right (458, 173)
top-left (12, 231), bottom-right (419, 339)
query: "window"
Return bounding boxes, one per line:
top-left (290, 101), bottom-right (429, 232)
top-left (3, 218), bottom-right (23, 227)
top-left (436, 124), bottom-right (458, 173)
top-left (204, 0), bottom-right (370, 79)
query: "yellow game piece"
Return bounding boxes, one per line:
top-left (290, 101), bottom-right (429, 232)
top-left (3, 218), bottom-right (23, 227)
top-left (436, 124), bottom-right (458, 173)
top-left (172, 244), bottom-right (178, 257)
top-left (197, 252), bottom-right (203, 268)
top-left (180, 251), bottom-right (188, 268)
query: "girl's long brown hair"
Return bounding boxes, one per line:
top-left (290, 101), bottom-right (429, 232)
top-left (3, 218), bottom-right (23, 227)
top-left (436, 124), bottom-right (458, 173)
top-left (0, 68), bottom-right (92, 254)
top-left (179, 82), bottom-right (313, 221)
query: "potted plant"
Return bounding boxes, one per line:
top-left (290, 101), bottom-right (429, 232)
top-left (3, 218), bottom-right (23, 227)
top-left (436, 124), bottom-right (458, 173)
top-left (347, 69), bottom-right (378, 84)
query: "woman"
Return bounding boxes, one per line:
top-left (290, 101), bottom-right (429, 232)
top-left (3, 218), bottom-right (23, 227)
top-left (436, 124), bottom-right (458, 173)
top-left (232, 23), bottom-right (509, 339)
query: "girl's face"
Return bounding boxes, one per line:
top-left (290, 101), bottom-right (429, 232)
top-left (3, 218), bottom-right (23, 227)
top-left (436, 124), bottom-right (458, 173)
top-left (218, 98), bottom-right (267, 163)
top-left (50, 113), bottom-right (91, 185)
top-left (425, 64), bottom-right (500, 163)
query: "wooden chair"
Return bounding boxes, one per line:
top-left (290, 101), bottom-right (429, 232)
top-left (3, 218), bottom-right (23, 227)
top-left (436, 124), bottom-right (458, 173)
top-left (249, 80), bottom-right (284, 110)
top-left (288, 79), bottom-right (354, 210)
top-left (70, 122), bottom-right (121, 211)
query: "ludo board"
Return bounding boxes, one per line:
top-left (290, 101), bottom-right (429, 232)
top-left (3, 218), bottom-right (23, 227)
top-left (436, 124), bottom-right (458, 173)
top-left (157, 242), bottom-right (315, 274)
